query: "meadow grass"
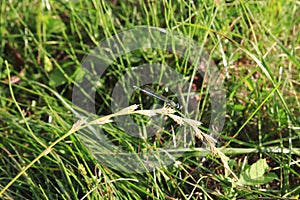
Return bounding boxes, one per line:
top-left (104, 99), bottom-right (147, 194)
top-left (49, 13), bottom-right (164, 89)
top-left (0, 0), bottom-right (299, 199)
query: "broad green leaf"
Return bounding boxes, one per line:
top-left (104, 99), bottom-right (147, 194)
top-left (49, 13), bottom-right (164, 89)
top-left (238, 172), bottom-right (278, 186)
top-left (44, 55), bottom-right (53, 72)
top-left (233, 104), bottom-right (245, 111)
top-left (44, 15), bottom-right (66, 34)
top-left (49, 68), bottom-right (68, 87)
top-left (237, 159), bottom-right (278, 186)
top-left (248, 158), bottom-right (268, 179)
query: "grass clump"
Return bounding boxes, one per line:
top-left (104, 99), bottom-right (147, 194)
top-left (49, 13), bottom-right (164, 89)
top-left (1, 0), bottom-right (300, 199)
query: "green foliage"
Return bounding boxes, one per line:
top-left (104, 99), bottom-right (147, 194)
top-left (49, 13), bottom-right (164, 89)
top-left (237, 159), bottom-right (278, 186)
top-left (0, 0), bottom-right (299, 199)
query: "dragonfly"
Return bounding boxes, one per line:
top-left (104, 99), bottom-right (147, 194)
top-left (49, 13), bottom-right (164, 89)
top-left (133, 85), bottom-right (181, 109)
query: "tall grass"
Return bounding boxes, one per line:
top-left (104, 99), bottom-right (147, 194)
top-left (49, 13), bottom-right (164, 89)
top-left (0, 0), bottom-right (299, 199)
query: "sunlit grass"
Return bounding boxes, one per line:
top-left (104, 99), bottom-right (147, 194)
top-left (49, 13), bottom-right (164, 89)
top-left (0, 0), bottom-right (299, 199)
